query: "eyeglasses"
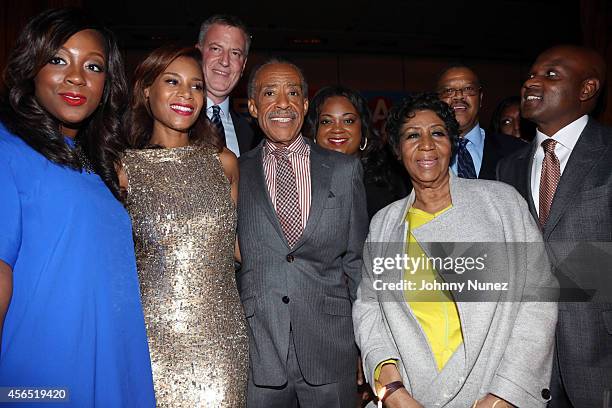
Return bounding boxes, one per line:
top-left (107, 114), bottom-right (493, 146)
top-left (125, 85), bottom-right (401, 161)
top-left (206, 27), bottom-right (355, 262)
top-left (437, 85), bottom-right (481, 98)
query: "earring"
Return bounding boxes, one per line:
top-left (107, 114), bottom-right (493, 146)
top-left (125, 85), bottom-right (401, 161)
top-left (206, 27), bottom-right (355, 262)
top-left (359, 136), bottom-right (368, 151)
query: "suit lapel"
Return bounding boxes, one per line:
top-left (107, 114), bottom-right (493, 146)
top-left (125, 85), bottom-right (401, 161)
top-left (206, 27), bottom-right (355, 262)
top-left (230, 110), bottom-right (250, 154)
top-left (247, 144), bottom-right (287, 242)
top-left (479, 134), bottom-right (500, 180)
top-left (544, 120), bottom-right (607, 239)
top-left (522, 143), bottom-right (538, 219)
top-left (500, 141), bottom-right (537, 218)
top-left (292, 143), bottom-right (332, 251)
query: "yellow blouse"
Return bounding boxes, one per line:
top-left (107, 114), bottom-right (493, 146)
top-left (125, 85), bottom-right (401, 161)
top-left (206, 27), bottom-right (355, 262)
top-left (373, 205), bottom-right (464, 382)
top-left (404, 205), bottom-right (463, 371)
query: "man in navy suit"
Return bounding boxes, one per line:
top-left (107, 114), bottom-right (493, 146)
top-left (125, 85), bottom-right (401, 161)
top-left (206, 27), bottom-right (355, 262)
top-left (197, 14), bottom-right (259, 156)
top-left (497, 45), bottom-right (612, 408)
top-left (437, 64), bottom-right (524, 179)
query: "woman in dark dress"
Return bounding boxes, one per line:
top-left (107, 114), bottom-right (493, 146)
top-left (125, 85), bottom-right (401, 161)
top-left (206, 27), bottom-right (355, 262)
top-left (304, 85), bottom-right (411, 220)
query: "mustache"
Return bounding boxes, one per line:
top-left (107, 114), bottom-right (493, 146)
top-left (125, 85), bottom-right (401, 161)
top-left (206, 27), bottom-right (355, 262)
top-left (268, 110), bottom-right (298, 119)
top-left (451, 100), bottom-right (470, 108)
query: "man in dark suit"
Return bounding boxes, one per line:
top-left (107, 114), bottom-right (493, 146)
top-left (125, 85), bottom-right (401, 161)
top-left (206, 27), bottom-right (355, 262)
top-left (237, 58), bottom-right (368, 407)
top-left (497, 45), bottom-right (612, 408)
top-left (197, 14), bottom-right (258, 156)
top-left (437, 65), bottom-right (524, 179)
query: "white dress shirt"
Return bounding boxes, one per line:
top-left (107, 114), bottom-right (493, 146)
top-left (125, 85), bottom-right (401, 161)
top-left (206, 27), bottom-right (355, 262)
top-left (206, 97), bottom-right (240, 157)
top-left (530, 115), bottom-right (588, 215)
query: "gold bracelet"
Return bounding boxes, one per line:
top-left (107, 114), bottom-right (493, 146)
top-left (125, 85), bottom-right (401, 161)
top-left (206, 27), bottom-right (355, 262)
top-left (472, 399), bottom-right (479, 408)
top-left (492, 399), bottom-right (504, 408)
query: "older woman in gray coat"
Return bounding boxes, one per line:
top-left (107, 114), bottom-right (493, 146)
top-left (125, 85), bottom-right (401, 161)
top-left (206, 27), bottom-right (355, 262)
top-left (353, 93), bottom-right (557, 408)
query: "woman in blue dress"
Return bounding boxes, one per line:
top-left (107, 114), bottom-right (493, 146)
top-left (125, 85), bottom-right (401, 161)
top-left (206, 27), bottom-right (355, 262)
top-left (0, 8), bottom-right (155, 407)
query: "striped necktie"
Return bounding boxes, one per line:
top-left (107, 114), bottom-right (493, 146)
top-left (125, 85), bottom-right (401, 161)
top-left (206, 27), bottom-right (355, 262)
top-left (456, 138), bottom-right (477, 179)
top-left (538, 139), bottom-right (560, 227)
top-left (210, 105), bottom-right (226, 147)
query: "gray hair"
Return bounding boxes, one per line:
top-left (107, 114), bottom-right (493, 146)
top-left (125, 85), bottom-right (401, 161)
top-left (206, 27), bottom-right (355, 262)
top-left (197, 14), bottom-right (251, 55)
top-left (247, 58), bottom-right (308, 100)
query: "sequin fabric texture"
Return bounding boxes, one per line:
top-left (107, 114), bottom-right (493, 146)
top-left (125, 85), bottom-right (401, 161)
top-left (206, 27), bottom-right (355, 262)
top-left (123, 145), bottom-right (248, 407)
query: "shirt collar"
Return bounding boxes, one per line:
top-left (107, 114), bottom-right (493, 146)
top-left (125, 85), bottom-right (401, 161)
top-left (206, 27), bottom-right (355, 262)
top-left (207, 97), bottom-right (230, 116)
top-left (463, 123), bottom-right (485, 149)
top-left (264, 135), bottom-right (310, 157)
top-left (535, 115), bottom-right (588, 151)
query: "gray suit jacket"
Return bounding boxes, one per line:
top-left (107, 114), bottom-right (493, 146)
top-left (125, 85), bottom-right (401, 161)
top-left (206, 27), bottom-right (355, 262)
top-left (497, 118), bottom-right (612, 407)
top-left (237, 138), bottom-right (368, 386)
top-left (353, 175), bottom-right (557, 408)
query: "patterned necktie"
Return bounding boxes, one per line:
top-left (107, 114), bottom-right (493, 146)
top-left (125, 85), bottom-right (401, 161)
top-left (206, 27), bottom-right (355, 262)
top-left (210, 105), bottom-right (226, 147)
top-left (456, 138), bottom-right (477, 179)
top-left (271, 148), bottom-right (303, 247)
top-left (538, 139), bottom-right (560, 227)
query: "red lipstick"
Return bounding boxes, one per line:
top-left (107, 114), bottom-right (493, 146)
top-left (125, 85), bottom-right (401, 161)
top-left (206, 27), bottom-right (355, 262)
top-left (59, 92), bottom-right (87, 106)
top-left (170, 103), bottom-right (195, 116)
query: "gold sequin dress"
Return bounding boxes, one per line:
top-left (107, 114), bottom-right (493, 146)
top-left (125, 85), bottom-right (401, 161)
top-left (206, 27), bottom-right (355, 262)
top-left (123, 145), bottom-right (248, 408)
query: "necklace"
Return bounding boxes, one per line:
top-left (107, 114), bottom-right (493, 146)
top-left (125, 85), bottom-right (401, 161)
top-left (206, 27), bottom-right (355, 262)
top-left (73, 138), bottom-right (94, 173)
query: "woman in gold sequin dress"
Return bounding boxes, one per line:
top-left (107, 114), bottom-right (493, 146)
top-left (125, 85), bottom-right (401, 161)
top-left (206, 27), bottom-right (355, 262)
top-left (118, 46), bottom-right (248, 407)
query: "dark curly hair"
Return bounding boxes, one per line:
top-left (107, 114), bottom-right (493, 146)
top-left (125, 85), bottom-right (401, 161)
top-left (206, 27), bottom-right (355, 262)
top-left (304, 86), bottom-right (376, 153)
top-left (386, 92), bottom-right (459, 162)
top-left (124, 45), bottom-right (222, 150)
top-left (303, 85), bottom-right (394, 187)
top-left (0, 7), bottom-right (128, 199)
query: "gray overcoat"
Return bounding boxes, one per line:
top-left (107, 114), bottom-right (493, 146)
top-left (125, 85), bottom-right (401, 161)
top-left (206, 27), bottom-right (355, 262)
top-left (353, 174), bottom-right (558, 408)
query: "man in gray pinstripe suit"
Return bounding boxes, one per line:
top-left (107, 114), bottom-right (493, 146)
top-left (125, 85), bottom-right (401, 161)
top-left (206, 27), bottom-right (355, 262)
top-left (497, 45), bottom-right (612, 408)
top-left (237, 58), bottom-right (368, 407)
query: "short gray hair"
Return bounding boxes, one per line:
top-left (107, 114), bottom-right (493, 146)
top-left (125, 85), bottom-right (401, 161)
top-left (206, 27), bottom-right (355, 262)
top-left (197, 14), bottom-right (251, 55)
top-left (247, 58), bottom-right (308, 100)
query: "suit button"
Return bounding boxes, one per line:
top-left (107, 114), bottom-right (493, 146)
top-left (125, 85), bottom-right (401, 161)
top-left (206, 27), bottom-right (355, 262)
top-left (282, 296), bottom-right (290, 304)
top-left (541, 388), bottom-right (551, 400)
top-left (286, 255), bottom-right (294, 262)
